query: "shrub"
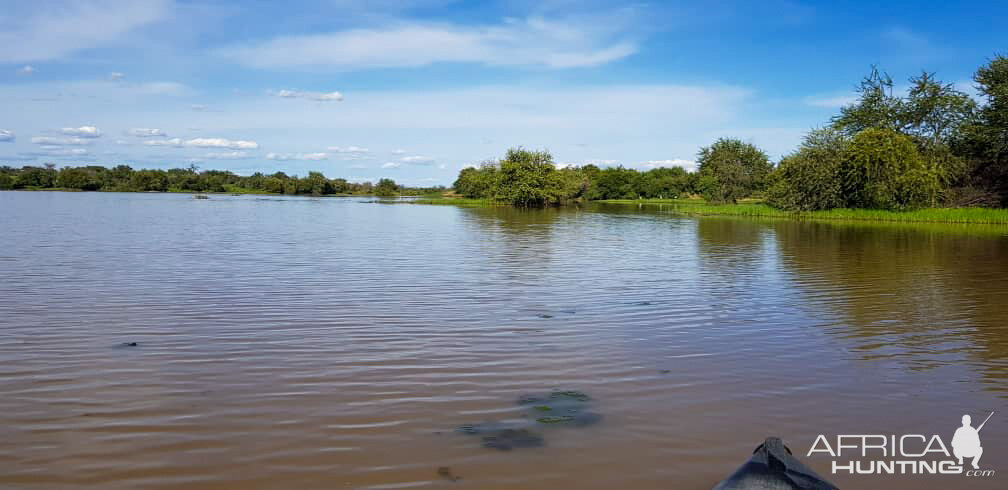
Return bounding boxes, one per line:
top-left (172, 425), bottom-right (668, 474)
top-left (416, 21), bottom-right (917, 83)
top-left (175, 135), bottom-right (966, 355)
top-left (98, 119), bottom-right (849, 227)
top-left (766, 128), bottom-right (848, 211)
top-left (696, 138), bottom-right (772, 204)
top-left (494, 147), bottom-right (558, 206)
top-left (842, 128), bottom-right (940, 210)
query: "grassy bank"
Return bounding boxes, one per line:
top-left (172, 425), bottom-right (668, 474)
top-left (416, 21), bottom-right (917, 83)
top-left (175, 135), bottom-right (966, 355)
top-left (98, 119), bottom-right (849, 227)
top-left (595, 199), bottom-right (1008, 225)
top-left (414, 196), bottom-right (1008, 225)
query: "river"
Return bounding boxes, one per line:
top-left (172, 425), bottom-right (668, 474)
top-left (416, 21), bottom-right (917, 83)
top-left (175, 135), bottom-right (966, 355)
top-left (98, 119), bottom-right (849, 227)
top-left (1, 191), bottom-right (1005, 489)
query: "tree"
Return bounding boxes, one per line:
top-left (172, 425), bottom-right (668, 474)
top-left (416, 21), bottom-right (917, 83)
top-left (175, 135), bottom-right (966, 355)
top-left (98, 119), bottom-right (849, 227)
top-left (494, 147), bottom-right (558, 206)
top-left (842, 128), bottom-right (939, 210)
top-left (696, 138), bottom-right (772, 204)
top-left (961, 54), bottom-right (1008, 205)
top-left (766, 128), bottom-right (848, 211)
top-left (589, 166), bottom-right (637, 199)
top-left (57, 167), bottom-right (101, 190)
top-left (453, 163), bottom-right (498, 198)
top-left (832, 66), bottom-right (903, 134)
top-left (16, 165), bottom-right (57, 188)
top-left (374, 178), bottom-right (399, 196)
top-left (902, 71), bottom-right (976, 147)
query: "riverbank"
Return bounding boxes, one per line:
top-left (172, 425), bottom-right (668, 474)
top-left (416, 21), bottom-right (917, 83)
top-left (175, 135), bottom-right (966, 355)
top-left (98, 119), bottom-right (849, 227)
top-left (413, 196), bottom-right (1008, 225)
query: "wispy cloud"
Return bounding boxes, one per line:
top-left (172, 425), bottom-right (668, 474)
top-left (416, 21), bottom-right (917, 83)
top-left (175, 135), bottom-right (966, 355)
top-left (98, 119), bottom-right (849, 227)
top-left (400, 155), bottom-right (435, 165)
top-left (270, 89), bottom-right (344, 101)
top-left (128, 128), bottom-right (167, 137)
top-left (382, 162), bottom-right (401, 168)
top-left (0, 130), bottom-right (14, 142)
top-left (18, 65), bottom-right (36, 75)
top-left (265, 152), bottom-right (328, 161)
top-left (0, 0), bottom-right (170, 63)
top-left (218, 14), bottom-right (637, 70)
top-left (31, 136), bottom-right (94, 146)
top-left (61, 126), bottom-right (102, 138)
top-left (204, 151), bottom-right (252, 159)
top-left (186, 138), bottom-right (259, 150)
top-left (143, 138), bottom-right (183, 147)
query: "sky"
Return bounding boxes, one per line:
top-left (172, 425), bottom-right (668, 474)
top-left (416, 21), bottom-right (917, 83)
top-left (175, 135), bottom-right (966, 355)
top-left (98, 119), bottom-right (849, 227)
top-left (1, 0), bottom-right (1005, 186)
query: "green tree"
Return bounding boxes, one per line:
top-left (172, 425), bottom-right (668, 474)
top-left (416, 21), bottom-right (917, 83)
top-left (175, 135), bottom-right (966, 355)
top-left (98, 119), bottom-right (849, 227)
top-left (588, 166), bottom-right (637, 199)
top-left (16, 165), bottom-right (57, 188)
top-left (961, 55), bottom-right (1008, 205)
top-left (832, 66), bottom-right (903, 134)
top-left (696, 138), bottom-right (772, 204)
top-left (57, 167), bottom-right (102, 190)
top-left (842, 128), bottom-right (939, 209)
top-left (494, 147), bottom-right (558, 206)
top-left (453, 164), bottom-right (498, 198)
top-left (374, 178), bottom-right (400, 196)
top-left (766, 128), bottom-right (848, 211)
top-left (129, 169), bottom-right (168, 191)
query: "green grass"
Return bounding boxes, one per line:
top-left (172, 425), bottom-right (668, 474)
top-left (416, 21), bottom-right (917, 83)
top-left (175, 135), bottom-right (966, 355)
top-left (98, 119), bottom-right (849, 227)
top-left (412, 197), bottom-right (504, 206)
top-left (594, 199), bottom-right (1008, 225)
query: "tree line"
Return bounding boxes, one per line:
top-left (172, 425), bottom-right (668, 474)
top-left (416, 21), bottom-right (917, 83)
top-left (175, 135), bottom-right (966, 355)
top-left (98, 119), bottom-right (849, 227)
top-left (453, 54), bottom-right (1008, 210)
top-left (0, 164), bottom-right (440, 197)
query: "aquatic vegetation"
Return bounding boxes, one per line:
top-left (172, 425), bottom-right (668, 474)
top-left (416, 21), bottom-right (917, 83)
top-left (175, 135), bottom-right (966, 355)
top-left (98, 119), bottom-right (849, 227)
top-left (536, 415), bottom-right (574, 424)
top-left (455, 390), bottom-right (601, 450)
top-left (480, 428), bottom-right (545, 451)
top-left (548, 390), bottom-right (591, 402)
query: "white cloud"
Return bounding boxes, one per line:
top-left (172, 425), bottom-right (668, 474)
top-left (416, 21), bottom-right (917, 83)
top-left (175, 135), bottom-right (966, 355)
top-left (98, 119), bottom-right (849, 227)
top-left (326, 145), bottom-right (371, 160)
top-left (391, 149), bottom-right (406, 155)
top-left (0, 130), bottom-right (13, 142)
top-left (186, 138), bottom-right (259, 150)
top-left (382, 162), bottom-right (401, 168)
top-left (218, 14), bottom-right (637, 70)
top-left (190, 104), bottom-right (208, 111)
top-left (400, 155), bottom-right (435, 165)
top-left (265, 152), bottom-right (328, 161)
top-left (128, 128), bottom-right (167, 137)
top-left (643, 159), bottom-right (696, 171)
top-left (204, 151), bottom-right (251, 159)
top-left (61, 126), bottom-right (101, 138)
top-left (18, 65), bottom-right (36, 75)
top-left (31, 136), bottom-right (93, 146)
top-left (271, 89), bottom-right (344, 101)
top-left (108, 72), bottom-right (125, 81)
top-left (0, 0), bottom-right (170, 63)
top-left (143, 138), bottom-right (183, 147)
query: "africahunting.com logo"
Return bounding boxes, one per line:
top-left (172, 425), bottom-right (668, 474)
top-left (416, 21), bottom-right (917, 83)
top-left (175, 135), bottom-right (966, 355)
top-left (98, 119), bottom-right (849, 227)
top-left (807, 412), bottom-right (995, 478)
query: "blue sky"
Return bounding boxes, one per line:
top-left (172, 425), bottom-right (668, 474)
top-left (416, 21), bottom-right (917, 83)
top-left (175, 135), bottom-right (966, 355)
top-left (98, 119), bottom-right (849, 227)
top-left (1, 0), bottom-right (1005, 185)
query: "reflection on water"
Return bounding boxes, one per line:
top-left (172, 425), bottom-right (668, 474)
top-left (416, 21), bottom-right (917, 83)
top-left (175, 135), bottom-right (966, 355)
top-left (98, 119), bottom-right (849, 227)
top-left (0, 192), bottom-right (1005, 489)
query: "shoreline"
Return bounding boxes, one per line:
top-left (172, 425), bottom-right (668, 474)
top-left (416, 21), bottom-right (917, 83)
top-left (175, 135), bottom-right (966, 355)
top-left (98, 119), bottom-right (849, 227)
top-left (411, 197), bottom-right (1008, 226)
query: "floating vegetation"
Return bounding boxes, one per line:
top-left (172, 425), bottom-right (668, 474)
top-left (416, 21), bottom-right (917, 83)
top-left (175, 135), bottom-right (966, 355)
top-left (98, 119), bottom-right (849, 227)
top-left (454, 389), bottom-right (601, 451)
top-left (480, 428), bottom-right (545, 451)
top-left (548, 390), bottom-right (591, 402)
top-left (536, 415), bottom-right (574, 424)
top-left (193, 194), bottom-right (209, 199)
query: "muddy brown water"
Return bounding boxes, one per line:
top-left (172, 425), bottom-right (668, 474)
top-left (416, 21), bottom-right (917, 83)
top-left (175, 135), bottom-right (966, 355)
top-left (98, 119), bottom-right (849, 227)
top-left (1, 192), bottom-right (1006, 489)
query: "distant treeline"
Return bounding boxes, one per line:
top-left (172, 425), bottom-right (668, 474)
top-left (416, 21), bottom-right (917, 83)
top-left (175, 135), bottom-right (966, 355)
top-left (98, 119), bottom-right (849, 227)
top-left (0, 165), bottom-right (444, 197)
top-left (454, 54), bottom-right (1008, 210)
